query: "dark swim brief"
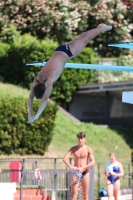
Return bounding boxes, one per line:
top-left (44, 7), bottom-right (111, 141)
top-left (55, 44), bottom-right (73, 58)
top-left (81, 171), bottom-right (89, 178)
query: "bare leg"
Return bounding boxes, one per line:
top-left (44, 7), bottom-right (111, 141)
top-left (113, 180), bottom-right (120, 200)
top-left (71, 175), bottom-right (80, 200)
top-left (68, 24), bottom-right (112, 57)
top-left (106, 180), bottom-right (114, 200)
top-left (81, 173), bottom-right (90, 200)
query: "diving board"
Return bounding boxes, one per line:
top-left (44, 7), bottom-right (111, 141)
top-left (26, 62), bottom-right (46, 66)
top-left (108, 42), bottom-right (133, 49)
top-left (122, 91), bottom-right (133, 104)
top-left (26, 62), bottom-right (133, 72)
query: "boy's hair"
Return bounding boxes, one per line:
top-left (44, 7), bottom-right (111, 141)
top-left (34, 83), bottom-right (45, 99)
top-left (77, 132), bottom-right (86, 139)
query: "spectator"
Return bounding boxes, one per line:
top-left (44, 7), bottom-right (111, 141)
top-left (104, 153), bottom-right (124, 200)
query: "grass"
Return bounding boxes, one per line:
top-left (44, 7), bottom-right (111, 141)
top-left (49, 110), bottom-right (132, 163)
top-left (0, 82), bottom-right (132, 198)
top-left (0, 82), bottom-right (29, 98)
top-left (0, 82), bottom-right (132, 163)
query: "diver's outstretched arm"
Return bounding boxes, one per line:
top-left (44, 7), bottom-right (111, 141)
top-left (27, 87), bottom-right (34, 118)
top-left (28, 82), bottom-right (53, 123)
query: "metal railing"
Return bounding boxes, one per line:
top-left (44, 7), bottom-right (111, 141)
top-left (0, 159), bottom-right (132, 200)
top-left (23, 169), bottom-right (71, 200)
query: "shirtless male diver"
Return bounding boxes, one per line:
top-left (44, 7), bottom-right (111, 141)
top-left (63, 132), bottom-right (95, 200)
top-left (28, 24), bottom-right (112, 123)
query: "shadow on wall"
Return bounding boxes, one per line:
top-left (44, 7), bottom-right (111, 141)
top-left (109, 127), bottom-right (133, 149)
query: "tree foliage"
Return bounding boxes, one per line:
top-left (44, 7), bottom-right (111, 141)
top-left (121, 0), bottom-right (133, 37)
top-left (0, 0), bottom-right (132, 56)
top-left (122, 0), bottom-right (133, 9)
top-left (0, 0), bottom-right (88, 43)
top-left (86, 0), bottom-right (133, 56)
top-left (0, 95), bottom-right (58, 155)
top-left (131, 149), bottom-right (133, 168)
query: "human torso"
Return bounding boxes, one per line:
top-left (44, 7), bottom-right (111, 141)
top-left (108, 161), bottom-right (120, 174)
top-left (107, 161), bottom-right (120, 184)
top-left (72, 145), bottom-right (90, 170)
top-left (38, 51), bottom-right (68, 83)
top-left (112, 165), bottom-right (120, 174)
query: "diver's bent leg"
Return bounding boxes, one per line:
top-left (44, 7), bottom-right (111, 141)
top-left (68, 24), bottom-right (112, 57)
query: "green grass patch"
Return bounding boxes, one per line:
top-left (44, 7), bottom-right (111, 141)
top-left (0, 82), bottom-right (132, 162)
top-left (50, 110), bottom-right (132, 162)
top-left (16, 185), bottom-right (44, 189)
top-left (0, 82), bottom-right (29, 98)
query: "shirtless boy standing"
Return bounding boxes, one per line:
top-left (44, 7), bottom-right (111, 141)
top-left (28, 24), bottom-right (112, 123)
top-left (63, 132), bottom-right (95, 200)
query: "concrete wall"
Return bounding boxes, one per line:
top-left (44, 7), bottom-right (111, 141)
top-left (68, 90), bottom-right (133, 127)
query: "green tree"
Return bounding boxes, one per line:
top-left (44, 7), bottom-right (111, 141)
top-left (0, 95), bottom-right (58, 155)
top-left (121, 0), bottom-right (133, 37)
top-left (0, 0), bottom-right (88, 43)
top-left (85, 0), bottom-right (132, 56)
top-left (0, 0), bottom-right (132, 56)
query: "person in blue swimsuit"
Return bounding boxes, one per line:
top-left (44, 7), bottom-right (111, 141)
top-left (28, 24), bottom-right (112, 123)
top-left (104, 153), bottom-right (124, 200)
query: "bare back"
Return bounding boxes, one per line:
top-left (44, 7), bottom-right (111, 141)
top-left (38, 51), bottom-right (69, 83)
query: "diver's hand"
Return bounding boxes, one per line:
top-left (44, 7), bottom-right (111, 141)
top-left (97, 23), bottom-right (112, 32)
top-left (28, 114), bottom-right (39, 123)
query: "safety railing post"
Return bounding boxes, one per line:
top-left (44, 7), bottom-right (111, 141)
top-left (128, 163), bottom-right (131, 187)
top-left (54, 158), bottom-right (57, 200)
top-left (20, 159), bottom-right (25, 200)
top-left (98, 162), bottom-right (100, 198)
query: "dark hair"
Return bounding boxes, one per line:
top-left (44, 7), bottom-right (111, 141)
top-left (109, 152), bottom-right (116, 157)
top-left (77, 132), bottom-right (86, 138)
top-left (34, 83), bottom-right (45, 99)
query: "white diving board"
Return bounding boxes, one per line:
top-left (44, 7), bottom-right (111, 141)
top-left (26, 61), bottom-right (133, 105)
top-left (26, 62), bottom-right (133, 72)
top-left (108, 42), bottom-right (133, 49)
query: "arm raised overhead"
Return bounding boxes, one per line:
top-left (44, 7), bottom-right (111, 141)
top-left (28, 77), bottom-right (53, 123)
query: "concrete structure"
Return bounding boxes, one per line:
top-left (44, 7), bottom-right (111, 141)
top-left (68, 81), bottom-right (133, 127)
